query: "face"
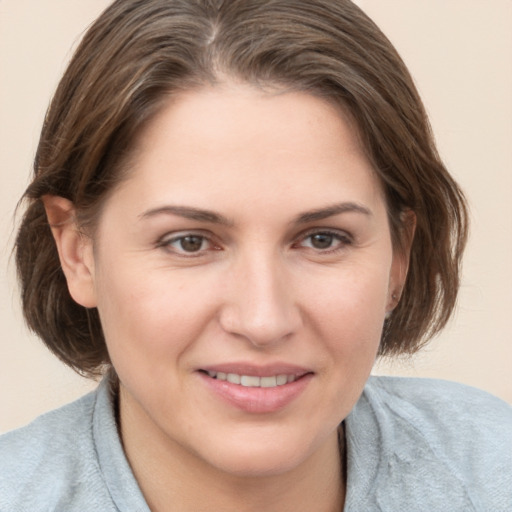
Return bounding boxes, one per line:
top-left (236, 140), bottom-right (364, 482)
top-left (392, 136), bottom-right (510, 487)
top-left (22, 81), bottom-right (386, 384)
top-left (72, 83), bottom-right (405, 477)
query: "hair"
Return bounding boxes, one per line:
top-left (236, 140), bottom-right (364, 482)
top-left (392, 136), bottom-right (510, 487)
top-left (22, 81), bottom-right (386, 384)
top-left (15, 0), bottom-right (468, 377)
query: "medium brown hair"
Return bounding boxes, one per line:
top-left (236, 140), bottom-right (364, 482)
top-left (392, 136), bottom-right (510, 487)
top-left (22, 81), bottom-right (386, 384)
top-left (15, 0), bottom-right (468, 377)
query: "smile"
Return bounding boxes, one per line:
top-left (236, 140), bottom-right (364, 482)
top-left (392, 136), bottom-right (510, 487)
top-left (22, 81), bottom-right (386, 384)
top-left (206, 371), bottom-right (297, 388)
top-left (199, 367), bottom-right (313, 413)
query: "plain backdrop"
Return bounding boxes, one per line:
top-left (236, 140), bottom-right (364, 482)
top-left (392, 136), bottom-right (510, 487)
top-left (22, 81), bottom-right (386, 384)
top-left (1, 0), bottom-right (511, 432)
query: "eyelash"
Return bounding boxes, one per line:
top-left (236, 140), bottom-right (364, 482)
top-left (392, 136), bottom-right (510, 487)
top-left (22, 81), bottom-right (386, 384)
top-left (293, 229), bottom-right (353, 254)
top-left (156, 229), bottom-right (353, 257)
top-left (156, 231), bottom-right (220, 257)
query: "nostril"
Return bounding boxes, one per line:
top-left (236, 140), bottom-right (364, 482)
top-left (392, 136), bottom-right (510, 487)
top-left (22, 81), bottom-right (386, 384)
top-left (218, 307), bottom-right (301, 348)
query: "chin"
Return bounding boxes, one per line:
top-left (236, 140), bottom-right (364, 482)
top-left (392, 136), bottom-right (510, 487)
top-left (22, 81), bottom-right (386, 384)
top-left (208, 447), bottom-right (307, 478)
top-left (192, 426), bottom-right (333, 479)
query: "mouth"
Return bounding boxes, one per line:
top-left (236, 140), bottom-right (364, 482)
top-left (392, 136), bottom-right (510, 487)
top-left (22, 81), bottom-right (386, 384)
top-left (199, 370), bottom-right (300, 388)
top-left (197, 365), bottom-right (313, 413)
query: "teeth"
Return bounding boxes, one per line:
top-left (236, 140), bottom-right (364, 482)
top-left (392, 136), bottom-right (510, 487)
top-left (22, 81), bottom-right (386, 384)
top-left (226, 373), bottom-right (241, 384)
top-left (276, 375), bottom-right (288, 385)
top-left (205, 371), bottom-right (299, 388)
top-left (261, 376), bottom-right (277, 388)
top-left (241, 375), bottom-right (261, 387)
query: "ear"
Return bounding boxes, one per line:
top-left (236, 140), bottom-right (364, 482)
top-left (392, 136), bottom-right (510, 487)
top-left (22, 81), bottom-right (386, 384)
top-left (42, 195), bottom-right (97, 308)
top-left (387, 210), bottom-right (416, 312)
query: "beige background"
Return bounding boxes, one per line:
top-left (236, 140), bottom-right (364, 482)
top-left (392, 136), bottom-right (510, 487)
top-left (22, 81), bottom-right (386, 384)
top-left (1, 0), bottom-right (511, 432)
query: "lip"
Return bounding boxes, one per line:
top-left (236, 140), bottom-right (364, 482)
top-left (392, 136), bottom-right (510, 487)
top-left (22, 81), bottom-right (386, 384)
top-left (196, 362), bottom-right (314, 414)
top-left (199, 362), bottom-right (311, 378)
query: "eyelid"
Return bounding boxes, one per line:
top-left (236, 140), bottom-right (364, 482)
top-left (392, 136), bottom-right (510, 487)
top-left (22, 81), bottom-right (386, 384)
top-left (297, 226), bottom-right (353, 240)
top-left (293, 227), bottom-right (354, 251)
top-left (155, 227), bottom-right (353, 257)
top-left (156, 230), bottom-right (221, 256)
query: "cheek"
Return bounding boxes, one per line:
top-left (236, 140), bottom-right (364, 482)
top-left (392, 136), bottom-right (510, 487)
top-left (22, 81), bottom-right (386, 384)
top-left (308, 259), bottom-right (389, 315)
top-left (303, 263), bottom-right (389, 355)
top-left (94, 264), bottom-right (219, 372)
top-left (304, 267), bottom-right (389, 414)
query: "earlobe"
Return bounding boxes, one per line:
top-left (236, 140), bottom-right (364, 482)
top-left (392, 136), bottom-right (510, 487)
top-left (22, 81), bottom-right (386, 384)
top-left (42, 195), bottom-right (97, 308)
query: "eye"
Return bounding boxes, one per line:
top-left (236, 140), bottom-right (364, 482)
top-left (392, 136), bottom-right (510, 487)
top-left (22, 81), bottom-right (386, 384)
top-left (174, 235), bottom-right (207, 252)
top-left (158, 232), bottom-right (218, 255)
top-left (296, 230), bottom-right (352, 252)
top-left (307, 233), bottom-right (336, 250)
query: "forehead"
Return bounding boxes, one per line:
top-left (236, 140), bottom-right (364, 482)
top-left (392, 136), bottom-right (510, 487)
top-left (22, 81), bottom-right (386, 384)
top-left (110, 83), bottom-right (385, 220)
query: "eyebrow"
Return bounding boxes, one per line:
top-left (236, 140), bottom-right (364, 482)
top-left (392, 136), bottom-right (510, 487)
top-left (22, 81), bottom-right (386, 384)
top-left (139, 201), bottom-right (372, 226)
top-left (293, 202), bottom-right (372, 224)
top-left (139, 205), bottom-right (233, 226)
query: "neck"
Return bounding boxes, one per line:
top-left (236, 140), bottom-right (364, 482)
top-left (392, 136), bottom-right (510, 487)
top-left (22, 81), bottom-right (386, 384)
top-left (118, 389), bottom-right (346, 512)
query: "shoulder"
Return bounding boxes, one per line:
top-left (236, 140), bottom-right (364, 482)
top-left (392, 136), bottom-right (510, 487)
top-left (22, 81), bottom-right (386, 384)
top-left (365, 375), bottom-right (512, 441)
top-left (0, 387), bottom-right (115, 511)
top-left (347, 376), bottom-right (512, 511)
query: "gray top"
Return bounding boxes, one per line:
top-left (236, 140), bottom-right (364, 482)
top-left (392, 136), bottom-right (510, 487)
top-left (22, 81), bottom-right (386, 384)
top-left (1, 376), bottom-right (511, 511)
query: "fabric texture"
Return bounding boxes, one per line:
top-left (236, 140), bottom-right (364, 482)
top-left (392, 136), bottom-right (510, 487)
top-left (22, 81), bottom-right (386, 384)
top-left (1, 376), bottom-right (511, 511)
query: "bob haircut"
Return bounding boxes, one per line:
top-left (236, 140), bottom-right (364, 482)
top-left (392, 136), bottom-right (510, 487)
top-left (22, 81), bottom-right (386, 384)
top-left (16, 0), bottom-right (468, 377)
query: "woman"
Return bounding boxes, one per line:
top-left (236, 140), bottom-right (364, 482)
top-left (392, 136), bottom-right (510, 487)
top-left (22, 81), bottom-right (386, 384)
top-left (1, 0), bottom-right (510, 510)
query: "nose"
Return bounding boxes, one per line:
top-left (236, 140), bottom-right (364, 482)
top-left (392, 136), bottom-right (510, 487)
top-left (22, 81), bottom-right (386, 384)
top-left (218, 251), bottom-right (302, 348)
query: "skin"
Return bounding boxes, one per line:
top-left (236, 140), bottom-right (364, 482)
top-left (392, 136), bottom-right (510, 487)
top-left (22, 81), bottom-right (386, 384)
top-left (46, 82), bottom-right (409, 512)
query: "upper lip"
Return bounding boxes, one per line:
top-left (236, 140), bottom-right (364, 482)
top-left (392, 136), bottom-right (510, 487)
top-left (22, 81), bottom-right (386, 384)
top-left (198, 362), bottom-right (312, 378)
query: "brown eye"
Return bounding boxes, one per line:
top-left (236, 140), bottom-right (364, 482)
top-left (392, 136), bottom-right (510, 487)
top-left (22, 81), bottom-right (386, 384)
top-left (179, 235), bottom-right (205, 252)
top-left (160, 233), bottom-right (213, 255)
top-left (296, 230), bottom-right (352, 252)
top-left (309, 233), bottom-right (334, 249)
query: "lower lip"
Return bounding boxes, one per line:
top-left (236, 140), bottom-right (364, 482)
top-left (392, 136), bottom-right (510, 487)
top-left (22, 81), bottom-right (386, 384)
top-left (198, 372), bottom-right (313, 414)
